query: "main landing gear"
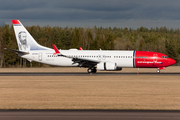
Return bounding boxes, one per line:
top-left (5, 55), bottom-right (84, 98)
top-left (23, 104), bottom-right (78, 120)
top-left (87, 67), bottom-right (97, 73)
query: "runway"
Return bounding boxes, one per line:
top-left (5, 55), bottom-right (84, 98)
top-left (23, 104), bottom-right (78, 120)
top-left (0, 72), bottom-right (179, 76)
top-left (1, 72), bottom-right (179, 120)
top-left (0, 110), bottom-right (180, 120)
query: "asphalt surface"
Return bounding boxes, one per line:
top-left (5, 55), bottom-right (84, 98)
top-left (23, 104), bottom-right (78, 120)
top-left (0, 72), bottom-right (180, 76)
top-left (1, 73), bottom-right (179, 120)
top-left (0, 110), bottom-right (180, 120)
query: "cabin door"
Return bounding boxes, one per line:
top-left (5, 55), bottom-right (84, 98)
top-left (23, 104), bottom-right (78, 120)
top-left (38, 53), bottom-right (42, 61)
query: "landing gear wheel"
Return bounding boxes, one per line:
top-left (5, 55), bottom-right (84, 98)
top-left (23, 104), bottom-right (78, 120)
top-left (87, 68), bottom-right (97, 73)
top-left (156, 69), bottom-right (160, 73)
top-left (92, 68), bottom-right (97, 73)
top-left (87, 68), bottom-right (92, 73)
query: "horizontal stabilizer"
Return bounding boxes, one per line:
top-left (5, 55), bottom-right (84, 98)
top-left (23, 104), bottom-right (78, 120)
top-left (4, 48), bottom-right (29, 54)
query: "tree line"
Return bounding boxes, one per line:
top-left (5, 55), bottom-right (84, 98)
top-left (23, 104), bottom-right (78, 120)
top-left (0, 25), bottom-right (180, 67)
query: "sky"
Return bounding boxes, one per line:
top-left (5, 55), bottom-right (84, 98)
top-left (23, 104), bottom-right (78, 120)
top-left (1, 0), bottom-right (180, 29)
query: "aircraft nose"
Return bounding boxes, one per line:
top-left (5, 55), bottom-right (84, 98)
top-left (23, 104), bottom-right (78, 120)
top-left (169, 58), bottom-right (176, 65)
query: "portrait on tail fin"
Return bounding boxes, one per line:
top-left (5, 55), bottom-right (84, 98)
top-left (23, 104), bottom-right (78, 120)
top-left (18, 31), bottom-right (30, 51)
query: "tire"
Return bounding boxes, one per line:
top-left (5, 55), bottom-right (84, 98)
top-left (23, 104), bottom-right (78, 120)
top-left (87, 69), bottom-right (92, 73)
top-left (157, 69), bottom-right (160, 73)
top-left (87, 68), bottom-right (97, 73)
top-left (92, 68), bottom-right (97, 73)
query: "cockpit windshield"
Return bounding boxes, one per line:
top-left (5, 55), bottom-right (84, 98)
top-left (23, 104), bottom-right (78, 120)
top-left (162, 56), bottom-right (169, 58)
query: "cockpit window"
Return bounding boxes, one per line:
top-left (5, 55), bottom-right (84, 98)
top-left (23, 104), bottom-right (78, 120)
top-left (162, 56), bottom-right (169, 58)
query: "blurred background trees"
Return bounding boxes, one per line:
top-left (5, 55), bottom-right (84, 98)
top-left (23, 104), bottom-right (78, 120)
top-left (0, 25), bottom-right (180, 67)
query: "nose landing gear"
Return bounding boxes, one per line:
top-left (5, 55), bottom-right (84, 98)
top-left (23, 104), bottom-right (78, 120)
top-left (156, 69), bottom-right (160, 73)
top-left (157, 67), bottom-right (166, 73)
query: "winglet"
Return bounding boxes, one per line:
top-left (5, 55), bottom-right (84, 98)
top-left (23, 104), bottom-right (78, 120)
top-left (52, 44), bottom-right (60, 55)
top-left (79, 47), bottom-right (83, 50)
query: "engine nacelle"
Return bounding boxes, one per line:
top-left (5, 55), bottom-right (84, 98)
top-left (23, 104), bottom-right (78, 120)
top-left (97, 62), bottom-right (122, 71)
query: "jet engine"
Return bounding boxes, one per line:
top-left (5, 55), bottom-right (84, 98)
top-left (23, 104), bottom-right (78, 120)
top-left (97, 62), bottom-right (122, 71)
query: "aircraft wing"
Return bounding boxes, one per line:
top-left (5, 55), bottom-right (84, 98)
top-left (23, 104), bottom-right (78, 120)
top-left (68, 56), bottom-right (100, 67)
top-left (52, 44), bottom-right (100, 67)
top-left (4, 48), bottom-right (29, 55)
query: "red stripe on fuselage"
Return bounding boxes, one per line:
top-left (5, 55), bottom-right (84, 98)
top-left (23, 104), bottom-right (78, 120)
top-left (134, 51), bottom-right (175, 68)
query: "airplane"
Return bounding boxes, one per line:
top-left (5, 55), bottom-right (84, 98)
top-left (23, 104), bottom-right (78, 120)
top-left (6, 20), bottom-right (176, 73)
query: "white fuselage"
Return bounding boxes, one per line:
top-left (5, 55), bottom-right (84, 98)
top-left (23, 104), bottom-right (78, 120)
top-left (22, 49), bottom-right (135, 68)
